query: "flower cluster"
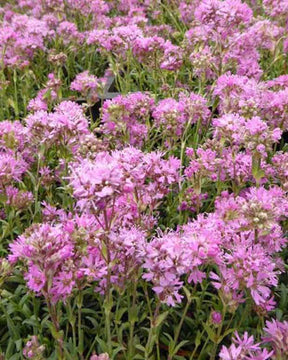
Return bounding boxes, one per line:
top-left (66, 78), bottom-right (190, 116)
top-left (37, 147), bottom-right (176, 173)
top-left (25, 100), bottom-right (89, 148)
top-left (143, 219), bottom-right (221, 306)
top-left (219, 331), bottom-right (273, 360)
top-left (69, 147), bottom-right (180, 228)
top-left (220, 318), bottom-right (288, 359)
top-left (1, 0), bottom-right (288, 358)
top-left (23, 336), bottom-right (45, 360)
top-left (101, 92), bottom-right (155, 148)
top-left (70, 71), bottom-right (106, 103)
top-left (9, 223), bottom-right (77, 302)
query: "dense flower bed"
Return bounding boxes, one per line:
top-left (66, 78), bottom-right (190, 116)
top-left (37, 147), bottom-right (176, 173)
top-left (0, 0), bottom-right (288, 359)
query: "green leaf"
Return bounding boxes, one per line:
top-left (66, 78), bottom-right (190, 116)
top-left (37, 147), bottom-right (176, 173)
top-left (183, 286), bottom-right (191, 300)
top-left (217, 328), bottom-right (236, 344)
top-left (96, 336), bottom-right (109, 353)
top-left (195, 330), bottom-right (202, 348)
top-left (203, 323), bottom-right (216, 343)
top-left (173, 340), bottom-right (189, 357)
top-left (155, 310), bottom-right (170, 327)
top-left (112, 346), bottom-right (125, 359)
top-left (135, 344), bottom-right (146, 353)
top-left (15, 339), bottom-right (22, 352)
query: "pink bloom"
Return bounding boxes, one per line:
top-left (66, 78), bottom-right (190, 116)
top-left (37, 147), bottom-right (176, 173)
top-left (25, 265), bottom-right (46, 292)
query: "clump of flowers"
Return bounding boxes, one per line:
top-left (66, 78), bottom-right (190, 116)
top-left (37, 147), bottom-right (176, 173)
top-left (211, 237), bottom-right (281, 311)
top-left (9, 223), bottom-right (77, 303)
top-left (213, 73), bottom-right (263, 116)
top-left (5, 186), bottom-right (33, 210)
top-left (263, 319), bottom-right (288, 358)
top-left (23, 336), bottom-right (45, 360)
top-left (69, 147), bottom-right (180, 229)
top-left (152, 92), bottom-right (210, 143)
top-left (219, 318), bottom-right (288, 359)
top-left (219, 331), bottom-right (273, 360)
top-left (25, 101), bottom-right (89, 149)
top-left (101, 92), bottom-right (155, 148)
top-left (27, 73), bottom-right (62, 112)
top-left (212, 114), bottom-right (281, 152)
top-left (70, 71), bottom-right (106, 103)
top-left (1, 0), bottom-right (288, 359)
top-left (142, 221), bottom-right (221, 306)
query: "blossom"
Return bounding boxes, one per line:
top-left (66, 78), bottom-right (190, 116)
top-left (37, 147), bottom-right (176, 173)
top-left (25, 101), bottom-right (89, 149)
top-left (211, 311), bottom-right (222, 325)
top-left (101, 92), bottom-right (154, 148)
top-left (219, 331), bottom-right (273, 360)
top-left (263, 319), bottom-right (288, 357)
top-left (0, 153), bottom-right (28, 188)
top-left (194, 0), bottom-right (253, 39)
top-left (57, 21), bottom-right (83, 44)
top-left (25, 265), bottom-right (46, 292)
top-left (70, 71), bottom-right (105, 102)
top-left (68, 152), bottom-right (129, 211)
top-left (50, 271), bottom-right (76, 302)
top-left (5, 186), bottom-right (33, 209)
top-left (9, 223), bottom-right (76, 302)
top-left (69, 147), bottom-right (180, 225)
top-left (152, 98), bottom-right (187, 138)
top-left (160, 41), bottom-right (183, 71)
top-left (142, 221), bottom-right (221, 306)
top-left (23, 336), bottom-right (45, 359)
top-left (90, 354), bottom-right (109, 360)
top-left (132, 36), bottom-right (165, 65)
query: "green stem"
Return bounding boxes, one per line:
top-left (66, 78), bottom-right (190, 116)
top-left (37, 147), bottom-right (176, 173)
top-left (13, 69), bottom-right (19, 118)
top-left (168, 296), bottom-right (192, 360)
top-left (196, 335), bottom-right (210, 360)
top-left (145, 301), bottom-right (161, 359)
top-left (210, 305), bottom-right (227, 360)
top-left (46, 297), bottom-right (64, 359)
top-left (77, 293), bottom-right (84, 358)
top-left (189, 330), bottom-right (205, 360)
top-left (128, 280), bottom-right (137, 359)
top-left (105, 302), bottom-right (112, 356)
top-left (67, 300), bottom-right (76, 349)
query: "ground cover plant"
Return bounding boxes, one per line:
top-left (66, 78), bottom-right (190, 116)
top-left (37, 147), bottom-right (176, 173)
top-left (0, 0), bottom-right (288, 359)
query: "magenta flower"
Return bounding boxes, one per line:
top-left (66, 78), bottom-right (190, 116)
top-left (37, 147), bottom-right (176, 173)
top-left (25, 265), bottom-right (46, 293)
top-left (101, 92), bottom-right (154, 147)
top-left (211, 311), bottom-right (222, 325)
top-left (219, 331), bottom-right (273, 360)
top-left (9, 223), bottom-right (76, 302)
top-left (263, 319), bottom-right (288, 357)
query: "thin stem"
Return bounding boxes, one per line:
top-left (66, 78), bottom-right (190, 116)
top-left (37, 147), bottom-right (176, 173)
top-left (168, 296), bottom-right (192, 360)
top-left (210, 305), bottom-right (227, 360)
top-left (77, 293), bottom-right (84, 358)
top-left (128, 280), bottom-right (138, 359)
top-left (67, 300), bottom-right (76, 349)
top-left (45, 296), bottom-right (64, 359)
top-left (189, 330), bottom-right (205, 360)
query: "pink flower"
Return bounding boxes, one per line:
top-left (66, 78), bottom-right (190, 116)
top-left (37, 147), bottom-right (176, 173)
top-left (211, 311), bottom-right (222, 325)
top-left (25, 265), bottom-right (46, 292)
top-left (219, 331), bottom-right (273, 360)
top-left (263, 319), bottom-right (288, 357)
top-left (9, 223), bottom-right (76, 302)
top-left (101, 92), bottom-right (154, 148)
top-left (90, 354), bottom-right (109, 360)
top-left (70, 71), bottom-right (105, 102)
top-left (51, 271), bottom-right (75, 302)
